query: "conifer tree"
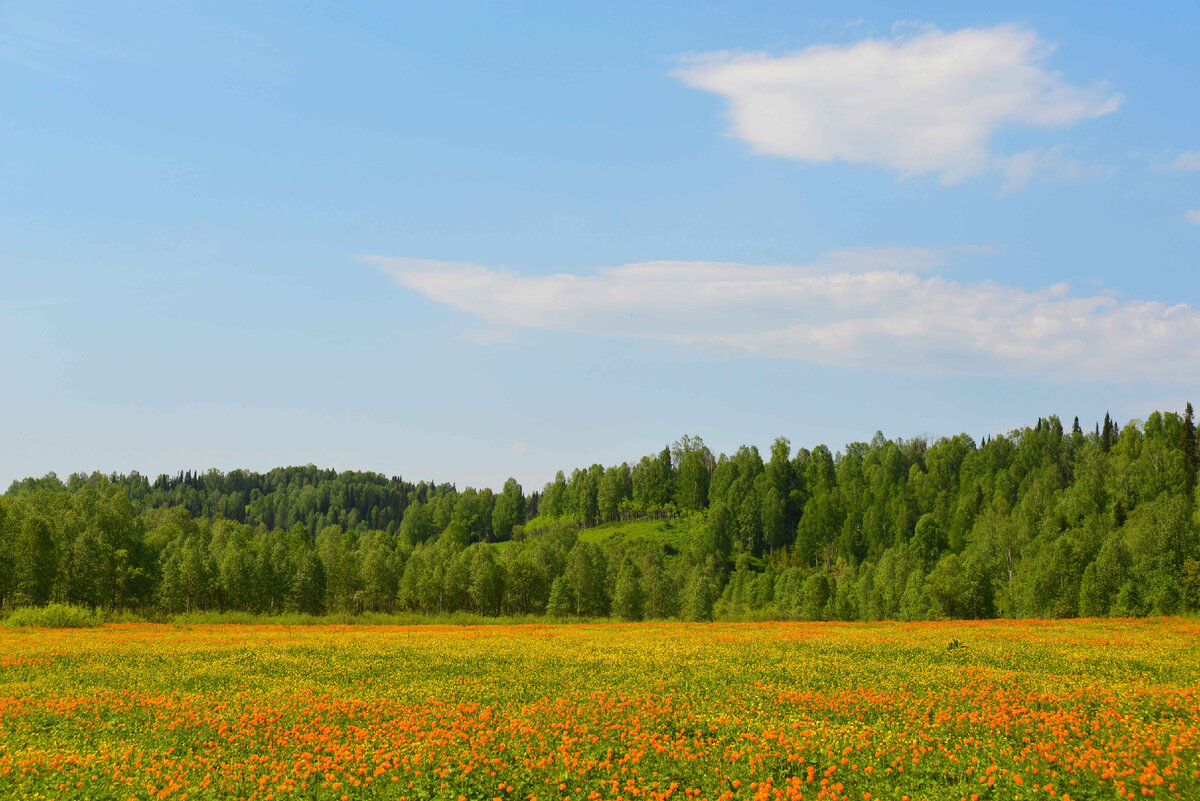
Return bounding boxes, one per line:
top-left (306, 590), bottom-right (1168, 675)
top-left (1183, 403), bottom-right (1198, 490)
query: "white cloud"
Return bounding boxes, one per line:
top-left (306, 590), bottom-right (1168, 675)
top-left (1186, 210), bottom-right (1200, 225)
top-left (1167, 152), bottom-right (1200, 172)
top-left (672, 24), bottom-right (1121, 184)
top-left (370, 250), bottom-right (1200, 383)
top-left (1000, 146), bottom-right (1114, 194)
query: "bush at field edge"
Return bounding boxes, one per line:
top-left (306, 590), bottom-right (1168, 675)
top-left (3, 603), bottom-right (101, 628)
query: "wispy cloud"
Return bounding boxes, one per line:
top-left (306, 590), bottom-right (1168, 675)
top-left (1186, 210), bottom-right (1200, 225)
top-left (0, 15), bottom-right (91, 81)
top-left (0, 5), bottom-right (286, 84)
top-left (672, 24), bottom-right (1121, 186)
top-left (1000, 146), bottom-right (1114, 194)
top-left (1165, 152), bottom-right (1200, 172)
top-left (370, 249), bottom-right (1200, 383)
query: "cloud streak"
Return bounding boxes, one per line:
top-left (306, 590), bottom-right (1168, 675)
top-left (1000, 146), bottom-right (1114, 194)
top-left (1166, 152), bottom-right (1200, 172)
top-left (672, 24), bottom-right (1121, 185)
top-left (369, 250), bottom-right (1200, 383)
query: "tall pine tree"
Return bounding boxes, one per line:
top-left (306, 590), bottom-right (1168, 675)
top-left (1183, 402), bottom-right (1198, 491)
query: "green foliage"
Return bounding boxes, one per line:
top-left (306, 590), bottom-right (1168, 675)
top-left (566, 542), bottom-right (609, 617)
top-left (611, 559), bottom-right (645, 621)
top-left (4, 409), bottom-right (1200, 622)
top-left (682, 561), bottom-right (718, 621)
top-left (4, 603), bottom-right (100, 628)
top-left (799, 573), bottom-right (832, 621)
top-left (546, 576), bottom-right (575, 618)
top-left (292, 550), bottom-right (327, 615)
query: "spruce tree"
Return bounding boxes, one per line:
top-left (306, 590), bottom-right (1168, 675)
top-left (1184, 403), bottom-right (1198, 490)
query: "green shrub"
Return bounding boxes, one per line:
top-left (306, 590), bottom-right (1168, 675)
top-left (4, 603), bottom-right (101, 628)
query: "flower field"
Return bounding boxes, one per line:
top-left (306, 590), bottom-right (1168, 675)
top-left (1, 620), bottom-right (1199, 801)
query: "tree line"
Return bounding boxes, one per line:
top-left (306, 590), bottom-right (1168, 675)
top-left (2, 409), bottom-right (1199, 620)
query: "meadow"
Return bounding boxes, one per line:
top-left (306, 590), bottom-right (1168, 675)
top-left (1, 620), bottom-right (1198, 801)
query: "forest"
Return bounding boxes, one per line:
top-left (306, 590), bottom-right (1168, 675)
top-left (2, 409), bottom-right (1199, 621)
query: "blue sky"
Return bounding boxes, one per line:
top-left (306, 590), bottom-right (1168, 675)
top-left (3, 1), bottom-right (1200, 491)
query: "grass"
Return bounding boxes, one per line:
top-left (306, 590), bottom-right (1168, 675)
top-left (492, 514), bottom-right (706, 558)
top-left (576, 515), bottom-right (702, 553)
top-left (519, 513), bottom-right (704, 553)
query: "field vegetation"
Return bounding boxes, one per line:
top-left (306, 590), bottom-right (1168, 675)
top-left (2, 619), bottom-right (1198, 800)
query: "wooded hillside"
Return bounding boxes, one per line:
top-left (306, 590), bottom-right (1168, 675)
top-left (3, 409), bottom-right (1198, 620)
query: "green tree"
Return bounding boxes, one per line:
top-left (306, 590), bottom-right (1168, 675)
top-left (218, 539), bottom-right (256, 611)
top-left (735, 485), bottom-right (763, 555)
top-left (598, 465), bottom-right (633, 523)
top-left (760, 487), bottom-right (787, 551)
top-left (565, 542), bottom-right (608, 616)
top-left (799, 573), bottom-right (831, 621)
top-left (796, 493), bottom-right (842, 568)
top-left (0, 500), bottom-right (13, 607)
top-left (682, 562), bottom-right (716, 621)
top-left (540, 472), bottom-right (569, 518)
top-left (674, 438), bottom-right (712, 512)
top-left (452, 488), bottom-right (493, 543)
top-left (292, 550), bottom-right (326, 615)
top-left (900, 570), bottom-right (930, 621)
top-left (569, 468), bottom-right (601, 527)
top-left (442, 548), bottom-right (473, 612)
top-left (15, 512), bottom-right (57, 605)
top-left (546, 575), bottom-right (575, 618)
top-left (1183, 402), bottom-right (1199, 490)
top-left (1112, 579), bottom-right (1146, 617)
top-left (399, 503), bottom-right (436, 547)
top-left (611, 559), bottom-right (645, 621)
top-left (398, 549), bottom-right (428, 611)
top-left (491, 478), bottom-right (526, 541)
top-left (469, 546), bottom-right (504, 615)
top-left (503, 551), bottom-right (549, 615)
top-left (360, 533), bottom-right (399, 612)
top-left (703, 501), bottom-right (734, 563)
top-left (924, 554), bottom-right (962, 618)
top-left (911, 514), bottom-right (946, 570)
top-left (632, 449), bottom-right (674, 507)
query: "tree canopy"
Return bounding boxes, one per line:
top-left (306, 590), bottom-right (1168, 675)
top-left (4, 414), bottom-right (1199, 620)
